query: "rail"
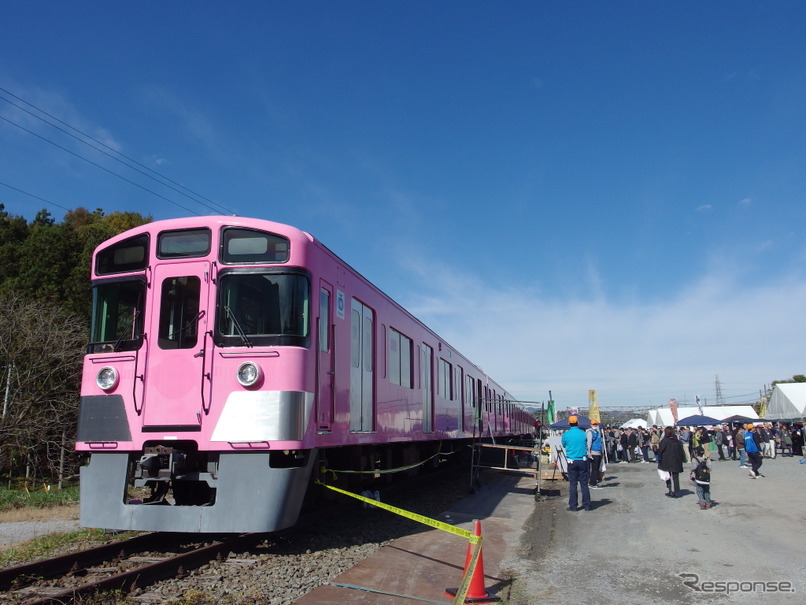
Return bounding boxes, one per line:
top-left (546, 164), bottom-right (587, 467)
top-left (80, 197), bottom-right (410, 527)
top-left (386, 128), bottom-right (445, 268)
top-left (0, 532), bottom-right (264, 605)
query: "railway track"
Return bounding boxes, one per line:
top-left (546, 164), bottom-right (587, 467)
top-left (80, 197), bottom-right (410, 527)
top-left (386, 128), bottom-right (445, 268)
top-left (0, 531), bottom-right (264, 605)
top-left (0, 466), bottom-right (472, 604)
top-left (0, 485), bottom-right (384, 605)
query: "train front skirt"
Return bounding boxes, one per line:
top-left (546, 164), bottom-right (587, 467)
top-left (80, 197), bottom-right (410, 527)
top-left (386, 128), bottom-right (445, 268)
top-left (80, 450), bottom-right (316, 533)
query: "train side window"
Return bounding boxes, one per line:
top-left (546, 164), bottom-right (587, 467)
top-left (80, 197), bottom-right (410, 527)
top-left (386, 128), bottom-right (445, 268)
top-left (389, 330), bottom-right (399, 384)
top-left (363, 315), bottom-right (373, 372)
top-left (421, 344), bottom-right (433, 432)
top-left (400, 334), bottom-right (411, 388)
top-left (96, 234), bottom-right (149, 275)
top-left (319, 288), bottom-right (330, 351)
top-left (158, 276), bottom-right (201, 349)
top-left (438, 359), bottom-right (452, 399)
top-left (465, 375), bottom-right (475, 408)
top-left (389, 328), bottom-right (412, 388)
top-left (350, 299), bottom-right (374, 432)
top-left (351, 309), bottom-right (361, 368)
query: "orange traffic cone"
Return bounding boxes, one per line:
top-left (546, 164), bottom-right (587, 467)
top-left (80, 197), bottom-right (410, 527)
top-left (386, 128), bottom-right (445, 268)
top-left (445, 520), bottom-right (500, 603)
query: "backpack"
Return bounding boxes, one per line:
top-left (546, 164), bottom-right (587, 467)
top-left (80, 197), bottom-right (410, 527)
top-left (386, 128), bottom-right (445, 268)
top-left (693, 460), bottom-right (710, 484)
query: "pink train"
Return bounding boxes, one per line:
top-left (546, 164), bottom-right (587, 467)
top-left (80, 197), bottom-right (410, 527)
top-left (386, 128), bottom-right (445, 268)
top-left (76, 216), bottom-right (532, 533)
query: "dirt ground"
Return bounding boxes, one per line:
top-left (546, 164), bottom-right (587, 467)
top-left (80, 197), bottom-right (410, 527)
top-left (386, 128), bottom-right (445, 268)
top-left (504, 454), bottom-right (806, 604)
top-left (0, 503), bottom-right (80, 548)
top-left (0, 503), bottom-right (79, 524)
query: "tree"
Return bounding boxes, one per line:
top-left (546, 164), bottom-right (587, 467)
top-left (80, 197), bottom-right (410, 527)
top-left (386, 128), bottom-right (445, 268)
top-left (771, 374), bottom-right (806, 388)
top-left (0, 204), bottom-right (29, 290)
top-left (63, 210), bottom-right (151, 319)
top-left (0, 206), bottom-right (151, 482)
top-left (0, 206), bottom-right (151, 321)
top-left (0, 292), bottom-right (86, 483)
top-left (14, 219), bottom-right (80, 305)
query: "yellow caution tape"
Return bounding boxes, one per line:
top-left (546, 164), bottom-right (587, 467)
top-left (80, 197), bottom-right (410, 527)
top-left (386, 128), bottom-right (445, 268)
top-left (454, 539), bottom-right (482, 603)
top-left (315, 481), bottom-right (480, 544)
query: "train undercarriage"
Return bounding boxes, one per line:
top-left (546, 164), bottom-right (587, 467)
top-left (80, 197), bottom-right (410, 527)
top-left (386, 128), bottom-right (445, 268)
top-left (79, 438), bottom-right (486, 534)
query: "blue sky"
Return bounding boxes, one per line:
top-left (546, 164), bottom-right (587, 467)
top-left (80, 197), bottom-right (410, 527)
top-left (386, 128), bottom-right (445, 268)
top-left (2, 2), bottom-right (805, 409)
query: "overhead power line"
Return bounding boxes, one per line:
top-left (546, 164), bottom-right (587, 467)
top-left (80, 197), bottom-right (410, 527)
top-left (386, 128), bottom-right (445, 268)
top-left (0, 113), bottom-right (200, 216)
top-left (0, 86), bottom-right (237, 216)
top-left (0, 179), bottom-right (71, 212)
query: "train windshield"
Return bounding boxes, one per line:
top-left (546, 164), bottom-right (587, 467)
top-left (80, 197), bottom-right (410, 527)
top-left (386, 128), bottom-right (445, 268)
top-left (215, 271), bottom-right (310, 348)
top-left (88, 279), bottom-right (146, 353)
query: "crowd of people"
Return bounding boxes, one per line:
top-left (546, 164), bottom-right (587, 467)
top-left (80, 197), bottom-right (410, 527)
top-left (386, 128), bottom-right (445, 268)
top-left (592, 422), bottom-right (804, 465)
top-left (560, 420), bottom-right (804, 513)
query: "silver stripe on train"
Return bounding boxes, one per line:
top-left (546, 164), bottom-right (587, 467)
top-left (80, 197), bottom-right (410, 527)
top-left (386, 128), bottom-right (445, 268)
top-left (211, 391), bottom-right (313, 442)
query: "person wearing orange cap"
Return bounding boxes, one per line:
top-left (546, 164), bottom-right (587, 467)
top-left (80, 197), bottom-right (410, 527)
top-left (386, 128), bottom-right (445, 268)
top-left (735, 424), bottom-right (747, 468)
top-left (561, 415), bottom-right (592, 511)
top-left (744, 424), bottom-right (763, 478)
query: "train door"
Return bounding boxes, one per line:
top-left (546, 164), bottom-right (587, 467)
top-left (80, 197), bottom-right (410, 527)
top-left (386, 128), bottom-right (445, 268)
top-left (349, 299), bottom-right (374, 432)
top-left (476, 378), bottom-right (483, 434)
top-left (142, 262), bottom-right (211, 429)
top-left (316, 282), bottom-right (334, 431)
top-left (456, 365), bottom-right (464, 433)
top-left (465, 374), bottom-right (475, 435)
top-left (420, 344), bottom-right (433, 432)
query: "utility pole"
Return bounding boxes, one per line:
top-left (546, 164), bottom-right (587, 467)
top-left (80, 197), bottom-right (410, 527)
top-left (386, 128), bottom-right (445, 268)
top-left (58, 429), bottom-right (66, 490)
top-left (2, 363), bottom-right (12, 418)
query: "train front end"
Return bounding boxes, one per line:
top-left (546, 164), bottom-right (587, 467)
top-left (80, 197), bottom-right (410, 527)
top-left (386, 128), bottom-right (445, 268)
top-left (76, 217), bottom-right (318, 533)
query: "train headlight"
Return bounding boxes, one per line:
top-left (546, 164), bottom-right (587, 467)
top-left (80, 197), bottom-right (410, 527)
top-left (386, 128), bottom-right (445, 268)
top-left (96, 366), bottom-right (119, 391)
top-left (236, 362), bottom-right (262, 387)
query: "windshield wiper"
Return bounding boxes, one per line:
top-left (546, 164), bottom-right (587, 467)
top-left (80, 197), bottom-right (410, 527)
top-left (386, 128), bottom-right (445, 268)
top-left (224, 305), bottom-right (252, 347)
top-left (113, 308), bottom-right (141, 352)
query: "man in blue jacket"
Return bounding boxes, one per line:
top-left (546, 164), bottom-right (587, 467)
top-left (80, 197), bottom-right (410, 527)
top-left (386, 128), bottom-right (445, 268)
top-left (562, 416), bottom-right (592, 511)
top-left (745, 424), bottom-right (764, 478)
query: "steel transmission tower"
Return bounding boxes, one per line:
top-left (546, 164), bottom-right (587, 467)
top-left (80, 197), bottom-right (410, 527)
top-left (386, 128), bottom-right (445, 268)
top-left (714, 375), bottom-right (725, 405)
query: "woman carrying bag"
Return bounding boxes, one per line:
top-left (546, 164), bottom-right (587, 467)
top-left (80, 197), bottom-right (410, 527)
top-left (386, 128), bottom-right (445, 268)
top-left (657, 426), bottom-right (686, 498)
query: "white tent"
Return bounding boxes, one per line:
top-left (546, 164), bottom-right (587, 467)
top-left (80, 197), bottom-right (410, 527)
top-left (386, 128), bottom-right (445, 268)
top-left (621, 418), bottom-right (648, 429)
top-left (648, 407), bottom-right (698, 427)
top-left (705, 405), bottom-right (759, 421)
top-left (647, 405), bottom-right (758, 427)
top-left (766, 383), bottom-right (806, 420)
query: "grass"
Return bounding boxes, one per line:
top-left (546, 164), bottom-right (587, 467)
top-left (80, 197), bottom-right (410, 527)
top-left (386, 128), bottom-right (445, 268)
top-left (0, 527), bottom-right (110, 567)
top-left (0, 483), bottom-right (80, 511)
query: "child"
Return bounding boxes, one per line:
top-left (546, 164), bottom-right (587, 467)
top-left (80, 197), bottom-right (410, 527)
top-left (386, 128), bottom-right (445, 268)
top-left (690, 446), bottom-right (712, 509)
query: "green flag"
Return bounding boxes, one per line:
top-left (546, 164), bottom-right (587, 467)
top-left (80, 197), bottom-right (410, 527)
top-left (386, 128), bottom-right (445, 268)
top-left (546, 400), bottom-right (556, 425)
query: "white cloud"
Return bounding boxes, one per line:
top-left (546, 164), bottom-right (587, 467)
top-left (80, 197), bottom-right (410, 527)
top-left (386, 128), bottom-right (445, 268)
top-left (399, 257), bottom-right (806, 409)
top-left (696, 204), bottom-right (713, 213)
top-left (141, 87), bottom-right (220, 151)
